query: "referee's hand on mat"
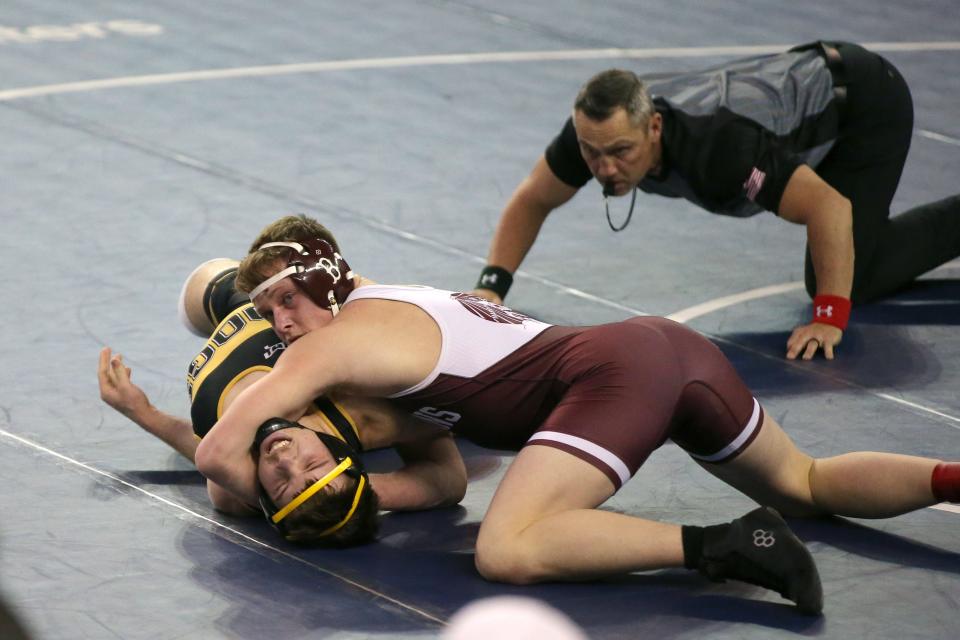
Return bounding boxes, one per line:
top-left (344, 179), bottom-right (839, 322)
top-left (786, 322), bottom-right (843, 360)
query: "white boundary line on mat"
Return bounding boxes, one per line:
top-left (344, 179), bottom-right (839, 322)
top-left (2, 41), bottom-right (960, 102)
top-left (0, 426), bottom-right (448, 626)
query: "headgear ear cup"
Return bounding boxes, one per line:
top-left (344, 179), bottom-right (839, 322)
top-left (289, 238), bottom-right (355, 314)
top-left (178, 258), bottom-right (241, 336)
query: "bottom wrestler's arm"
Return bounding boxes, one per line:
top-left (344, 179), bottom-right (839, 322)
top-left (99, 347), bottom-right (261, 514)
top-left (338, 398), bottom-right (467, 511)
top-left (371, 432), bottom-right (467, 511)
top-left (98, 347), bottom-right (200, 461)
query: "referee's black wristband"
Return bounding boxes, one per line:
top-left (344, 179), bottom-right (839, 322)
top-left (475, 265), bottom-right (513, 300)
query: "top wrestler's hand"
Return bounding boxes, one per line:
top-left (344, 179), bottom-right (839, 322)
top-left (786, 323), bottom-right (843, 360)
top-left (98, 347), bottom-right (152, 420)
top-left (470, 288), bottom-right (503, 305)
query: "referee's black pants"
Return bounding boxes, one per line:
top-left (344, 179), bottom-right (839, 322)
top-left (804, 42), bottom-right (960, 303)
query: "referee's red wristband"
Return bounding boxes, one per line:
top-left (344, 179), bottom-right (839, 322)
top-left (812, 295), bottom-right (851, 330)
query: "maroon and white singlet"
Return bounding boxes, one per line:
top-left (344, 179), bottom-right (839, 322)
top-left (344, 285), bottom-right (763, 489)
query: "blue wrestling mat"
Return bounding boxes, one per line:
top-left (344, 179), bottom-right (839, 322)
top-left (1, 1), bottom-right (957, 638)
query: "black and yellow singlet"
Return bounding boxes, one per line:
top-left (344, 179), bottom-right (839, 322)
top-left (187, 303), bottom-right (286, 438)
top-left (186, 303), bottom-right (362, 450)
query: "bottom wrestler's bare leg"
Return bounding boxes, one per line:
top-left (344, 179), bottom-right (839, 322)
top-left (475, 444), bottom-right (684, 584)
top-left (700, 411), bottom-right (941, 518)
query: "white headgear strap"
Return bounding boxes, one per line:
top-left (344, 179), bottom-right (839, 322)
top-left (248, 242), bottom-right (305, 301)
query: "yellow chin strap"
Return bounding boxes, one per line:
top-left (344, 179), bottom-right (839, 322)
top-left (271, 457), bottom-right (365, 537)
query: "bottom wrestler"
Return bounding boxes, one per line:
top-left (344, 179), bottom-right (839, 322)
top-left (98, 257), bottom-right (466, 517)
top-left (197, 215), bottom-right (960, 615)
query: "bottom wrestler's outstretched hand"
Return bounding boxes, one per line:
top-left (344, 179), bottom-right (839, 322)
top-left (786, 323), bottom-right (843, 360)
top-left (98, 346), bottom-right (152, 420)
top-left (97, 346), bottom-right (200, 463)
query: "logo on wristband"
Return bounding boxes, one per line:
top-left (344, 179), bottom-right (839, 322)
top-left (475, 265), bottom-right (513, 300)
top-left (480, 272), bottom-right (500, 287)
top-left (812, 295), bottom-right (850, 330)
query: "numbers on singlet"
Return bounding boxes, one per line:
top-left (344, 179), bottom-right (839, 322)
top-left (187, 306), bottom-right (262, 393)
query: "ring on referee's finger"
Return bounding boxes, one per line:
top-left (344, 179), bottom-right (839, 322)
top-left (808, 337), bottom-right (823, 347)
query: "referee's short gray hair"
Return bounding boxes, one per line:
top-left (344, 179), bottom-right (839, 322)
top-left (574, 69), bottom-right (655, 127)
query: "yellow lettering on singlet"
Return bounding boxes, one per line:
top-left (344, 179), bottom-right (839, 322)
top-left (187, 303), bottom-right (272, 399)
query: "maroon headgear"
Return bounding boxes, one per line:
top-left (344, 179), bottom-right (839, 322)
top-left (248, 238), bottom-right (356, 315)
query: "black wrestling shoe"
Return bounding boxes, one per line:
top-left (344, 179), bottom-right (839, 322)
top-left (685, 507), bottom-right (823, 615)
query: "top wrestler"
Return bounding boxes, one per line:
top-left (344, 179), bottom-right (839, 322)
top-left (195, 214), bottom-right (960, 615)
top-left (98, 256), bottom-right (466, 518)
top-left (470, 41), bottom-right (960, 360)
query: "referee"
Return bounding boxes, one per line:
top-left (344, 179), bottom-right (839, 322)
top-left (472, 41), bottom-right (959, 360)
